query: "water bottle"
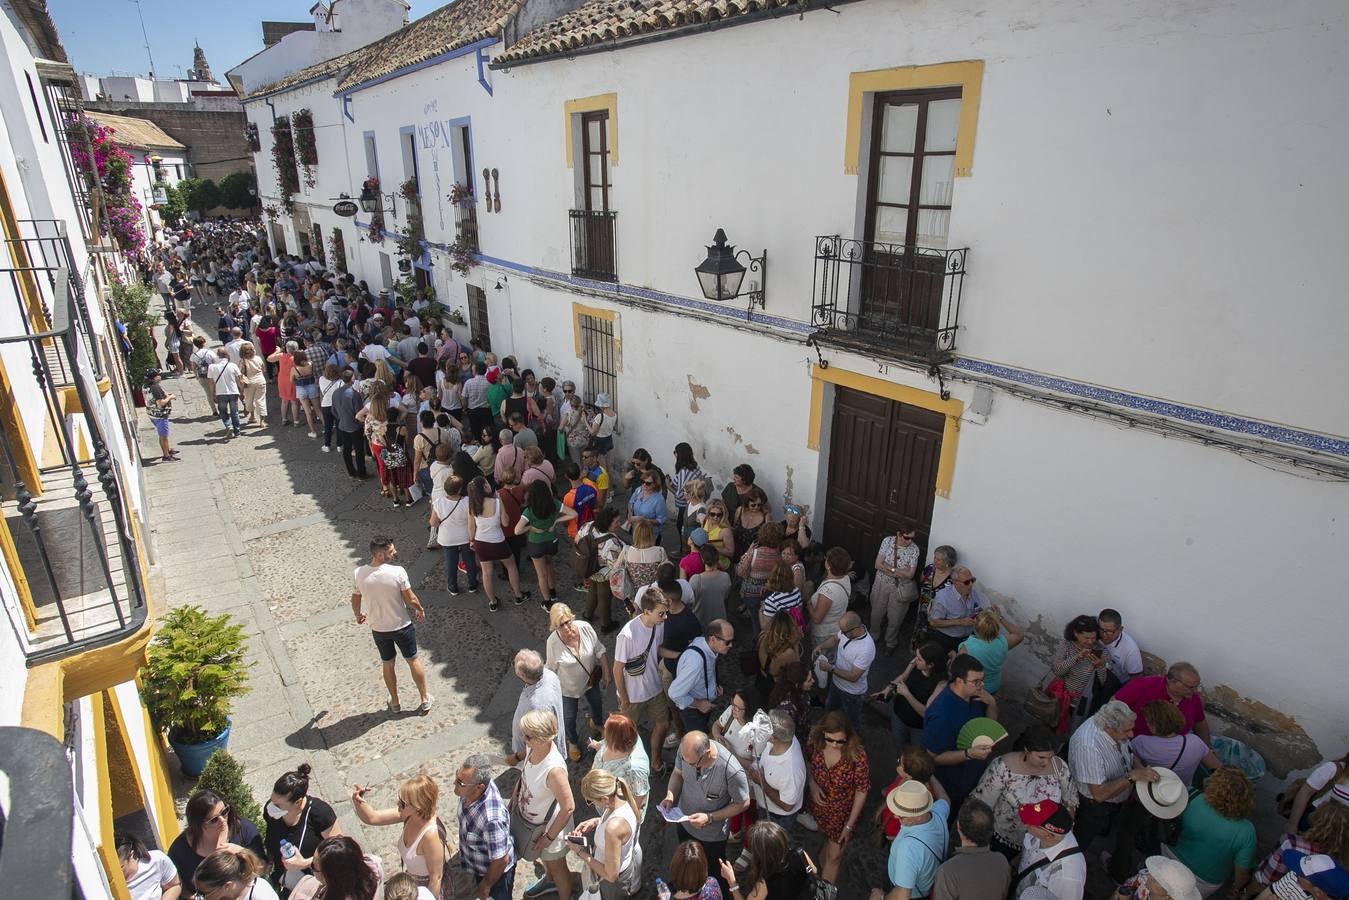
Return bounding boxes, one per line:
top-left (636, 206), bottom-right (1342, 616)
top-left (279, 839), bottom-right (297, 861)
top-left (654, 876), bottom-right (672, 900)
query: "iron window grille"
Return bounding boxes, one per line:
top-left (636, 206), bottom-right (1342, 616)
top-left (578, 313), bottom-right (618, 408)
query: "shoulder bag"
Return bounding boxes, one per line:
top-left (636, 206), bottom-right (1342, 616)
top-left (1024, 671), bottom-right (1061, 727)
top-left (622, 625), bottom-right (657, 678)
top-left (562, 630), bottom-right (604, 690)
top-left (1011, 845), bottom-right (1084, 891)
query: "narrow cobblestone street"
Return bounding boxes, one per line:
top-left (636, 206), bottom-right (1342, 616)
top-left (138, 311), bottom-right (910, 898)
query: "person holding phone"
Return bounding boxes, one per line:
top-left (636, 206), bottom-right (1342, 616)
top-left (1050, 615), bottom-right (1110, 736)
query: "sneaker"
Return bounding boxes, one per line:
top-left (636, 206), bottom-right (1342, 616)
top-left (307, 431), bottom-right (317, 438)
top-left (797, 811), bottom-right (818, 831)
top-left (447, 584), bottom-right (460, 596)
top-left (320, 445), bottom-right (331, 453)
top-left (488, 598), bottom-right (500, 612)
top-left (418, 695), bottom-right (434, 714)
top-left (663, 733), bottom-right (679, 749)
top-left (523, 878), bottom-right (557, 898)
top-left (539, 597), bottom-right (553, 612)
top-left (513, 593), bottom-right (528, 606)
top-left (466, 583), bottom-right (480, 593)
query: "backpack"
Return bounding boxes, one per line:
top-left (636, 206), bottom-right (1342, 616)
top-left (380, 439), bottom-right (408, 469)
top-left (571, 528), bottom-right (600, 581)
top-left (193, 349), bottom-right (211, 378)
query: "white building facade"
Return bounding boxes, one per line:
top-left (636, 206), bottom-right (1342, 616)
top-left (242, 0), bottom-right (1349, 772)
top-left (3, 1), bottom-right (177, 896)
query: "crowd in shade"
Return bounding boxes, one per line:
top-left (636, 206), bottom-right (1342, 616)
top-left (132, 221), bottom-right (1349, 900)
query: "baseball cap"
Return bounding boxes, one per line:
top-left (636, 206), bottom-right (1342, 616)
top-left (689, 528), bottom-right (709, 547)
top-left (1283, 851), bottom-right (1349, 897)
top-left (1018, 799), bottom-right (1073, 835)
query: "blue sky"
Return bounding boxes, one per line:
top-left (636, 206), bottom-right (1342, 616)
top-left (50, 0), bottom-right (440, 82)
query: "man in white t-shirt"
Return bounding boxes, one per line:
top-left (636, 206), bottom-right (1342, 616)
top-left (351, 537), bottom-right (432, 714)
top-left (811, 612), bottom-right (876, 732)
top-left (613, 587), bottom-right (671, 773)
top-left (1098, 608), bottom-right (1143, 689)
top-left (224, 326), bottom-right (248, 366)
top-left (751, 709), bottom-right (807, 828)
top-left (205, 349), bottom-right (243, 437)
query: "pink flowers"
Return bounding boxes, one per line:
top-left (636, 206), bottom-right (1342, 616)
top-left (67, 114), bottom-right (146, 254)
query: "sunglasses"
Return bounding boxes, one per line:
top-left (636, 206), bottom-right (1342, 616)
top-left (206, 805), bottom-right (231, 826)
top-left (643, 480), bottom-right (655, 487)
top-left (955, 577), bottom-right (976, 585)
top-left (823, 736), bottom-right (847, 745)
top-left (563, 387), bottom-right (574, 393)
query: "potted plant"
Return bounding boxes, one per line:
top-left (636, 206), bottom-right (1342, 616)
top-left (111, 281), bottom-right (159, 404)
top-left (140, 605), bottom-right (251, 776)
top-left (194, 749), bottom-right (264, 831)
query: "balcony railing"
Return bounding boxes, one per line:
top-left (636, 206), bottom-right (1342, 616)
top-left (455, 203), bottom-right (479, 253)
top-left (0, 726), bottom-right (76, 896)
top-left (811, 235), bottom-right (968, 363)
top-left (1, 220), bottom-right (148, 665)
top-left (569, 209), bottom-right (618, 282)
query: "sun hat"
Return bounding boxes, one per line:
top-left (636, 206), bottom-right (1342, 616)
top-left (1136, 767), bottom-right (1189, 820)
top-left (1018, 798), bottom-right (1074, 834)
top-left (956, 716), bottom-right (1008, 751)
top-left (1144, 856), bottom-right (1202, 900)
top-left (885, 781), bottom-right (933, 819)
top-left (1283, 851), bottom-right (1349, 898)
top-left (690, 528), bottom-right (709, 547)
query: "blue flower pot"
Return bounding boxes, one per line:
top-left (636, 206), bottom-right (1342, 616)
top-left (169, 720), bottom-right (231, 777)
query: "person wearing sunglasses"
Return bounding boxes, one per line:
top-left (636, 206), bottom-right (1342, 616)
top-left (168, 791), bottom-right (266, 895)
top-left (928, 565), bottom-right (987, 654)
top-left (801, 711), bottom-right (870, 887)
top-left (625, 466), bottom-right (668, 537)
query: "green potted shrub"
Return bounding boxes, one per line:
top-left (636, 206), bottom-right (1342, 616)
top-left (194, 749), bottom-right (264, 832)
top-left (111, 281), bottom-right (159, 405)
top-left (140, 605), bottom-right (251, 776)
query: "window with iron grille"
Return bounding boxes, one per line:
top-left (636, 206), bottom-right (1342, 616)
top-left (578, 313), bottom-right (618, 408)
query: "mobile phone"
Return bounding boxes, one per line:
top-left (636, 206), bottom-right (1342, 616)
top-left (566, 834), bottom-right (587, 845)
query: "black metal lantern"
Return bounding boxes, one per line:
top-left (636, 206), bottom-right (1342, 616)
top-left (694, 228), bottom-right (767, 317)
top-left (359, 187), bottom-right (378, 213)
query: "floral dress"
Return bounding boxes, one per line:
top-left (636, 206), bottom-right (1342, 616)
top-left (807, 747), bottom-right (869, 843)
top-left (969, 754), bottom-right (1078, 850)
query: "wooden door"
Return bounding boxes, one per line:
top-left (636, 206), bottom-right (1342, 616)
top-left (823, 387), bottom-right (945, 576)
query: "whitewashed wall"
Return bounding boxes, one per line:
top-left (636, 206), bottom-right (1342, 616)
top-left (248, 0), bottom-right (1349, 759)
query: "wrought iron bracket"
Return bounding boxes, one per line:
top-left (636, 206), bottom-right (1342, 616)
top-left (928, 364), bottom-right (950, 401)
top-left (737, 248), bottom-right (767, 319)
top-left (805, 332), bottom-right (829, 369)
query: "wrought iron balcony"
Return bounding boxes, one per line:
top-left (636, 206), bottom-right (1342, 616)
top-left (569, 209), bottom-right (618, 282)
top-left (0, 726), bottom-right (76, 897)
top-left (1, 219), bottom-right (148, 665)
top-left (455, 203), bottom-right (480, 253)
top-left (811, 235), bottom-right (968, 364)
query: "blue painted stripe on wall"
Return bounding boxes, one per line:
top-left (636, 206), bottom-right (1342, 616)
top-left (341, 230), bottom-right (1345, 459)
top-left (952, 358), bottom-right (1349, 458)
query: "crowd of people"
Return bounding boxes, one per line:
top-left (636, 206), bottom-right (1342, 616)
top-left (132, 223), bottom-right (1349, 900)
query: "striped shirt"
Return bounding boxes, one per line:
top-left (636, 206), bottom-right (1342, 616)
top-left (1067, 716), bottom-right (1132, 803)
top-left (670, 466), bottom-right (708, 508)
top-left (761, 588), bottom-right (802, 619)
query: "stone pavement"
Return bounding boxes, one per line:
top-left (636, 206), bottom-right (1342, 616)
top-left (138, 309), bottom-right (1121, 898)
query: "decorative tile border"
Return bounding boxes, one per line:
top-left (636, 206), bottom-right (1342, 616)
top-left (953, 358), bottom-right (1349, 459)
top-left (345, 227), bottom-right (1345, 460)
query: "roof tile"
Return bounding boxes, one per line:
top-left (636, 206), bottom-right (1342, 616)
top-left (85, 112), bottom-right (186, 150)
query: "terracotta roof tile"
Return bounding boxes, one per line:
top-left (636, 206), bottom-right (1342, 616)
top-left (247, 44), bottom-right (367, 98)
top-left (335, 0), bottom-right (526, 91)
top-left (85, 112), bottom-right (186, 150)
top-left (492, 0), bottom-right (795, 64)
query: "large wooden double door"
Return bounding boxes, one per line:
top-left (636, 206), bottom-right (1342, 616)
top-left (823, 386), bottom-right (944, 576)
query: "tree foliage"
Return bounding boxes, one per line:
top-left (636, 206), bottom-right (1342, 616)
top-left (218, 171), bottom-right (257, 210)
top-left (179, 178), bottom-right (222, 214)
top-left (110, 281), bottom-right (159, 382)
top-left (157, 182), bottom-right (187, 226)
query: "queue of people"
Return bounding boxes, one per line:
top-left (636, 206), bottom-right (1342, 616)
top-left (141, 222), bottom-right (1349, 900)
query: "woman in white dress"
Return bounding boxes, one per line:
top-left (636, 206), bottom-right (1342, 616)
top-left (512, 710), bottom-right (576, 900)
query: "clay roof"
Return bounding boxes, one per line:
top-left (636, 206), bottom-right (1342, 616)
top-left (334, 0), bottom-right (526, 91)
top-left (246, 44), bottom-right (367, 98)
top-left (13, 0), bottom-right (67, 62)
top-left (85, 112), bottom-right (186, 150)
top-left (492, 0), bottom-right (801, 65)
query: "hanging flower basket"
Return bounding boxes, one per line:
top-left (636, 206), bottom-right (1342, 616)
top-left (292, 109), bottom-right (317, 189)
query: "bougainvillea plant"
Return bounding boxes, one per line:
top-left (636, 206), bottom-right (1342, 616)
top-left (292, 109), bottom-right (317, 189)
top-left (66, 114), bottom-right (146, 254)
top-left (363, 176), bottom-right (385, 245)
top-left (270, 119), bottom-right (300, 213)
top-left (327, 230), bottom-right (347, 272)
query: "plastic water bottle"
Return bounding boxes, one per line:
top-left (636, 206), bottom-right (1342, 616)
top-left (654, 876), bottom-right (672, 900)
top-left (279, 839), bottom-right (297, 861)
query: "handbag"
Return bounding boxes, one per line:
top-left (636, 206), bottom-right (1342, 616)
top-left (607, 551), bottom-right (632, 601)
top-left (562, 632), bottom-right (603, 690)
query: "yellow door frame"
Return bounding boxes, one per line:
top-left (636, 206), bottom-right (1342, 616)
top-left (807, 363), bottom-right (962, 498)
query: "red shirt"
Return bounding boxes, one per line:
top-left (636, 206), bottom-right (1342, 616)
top-left (679, 550), bottom-right (705, 580)
top-left (1113, 675), bottom-right (1205, 736)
